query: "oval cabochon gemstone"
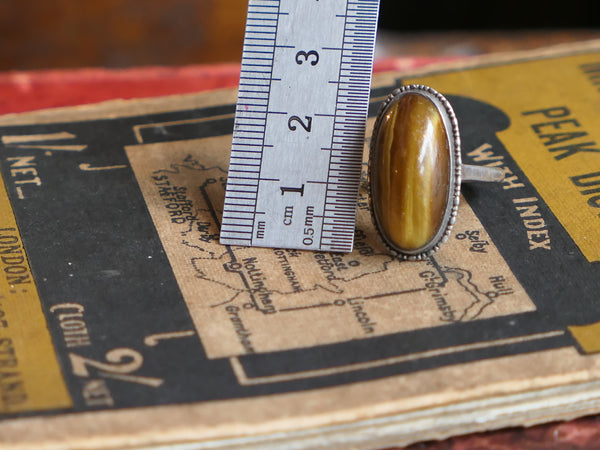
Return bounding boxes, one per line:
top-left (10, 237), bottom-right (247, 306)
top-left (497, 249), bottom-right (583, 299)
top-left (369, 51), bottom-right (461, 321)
top-left (372, 92), bottom-right (451, 254)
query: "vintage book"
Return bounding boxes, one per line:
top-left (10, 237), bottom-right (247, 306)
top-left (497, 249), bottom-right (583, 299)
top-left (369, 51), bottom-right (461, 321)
top-left (0, 41), bottom-right (599, 449)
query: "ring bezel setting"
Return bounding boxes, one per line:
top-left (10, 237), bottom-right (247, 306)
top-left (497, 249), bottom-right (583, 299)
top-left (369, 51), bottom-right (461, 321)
top-left (368, 84), bottom-right (462, 261)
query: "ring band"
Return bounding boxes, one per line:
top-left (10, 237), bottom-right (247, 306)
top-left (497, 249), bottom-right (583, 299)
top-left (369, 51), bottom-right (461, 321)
top-left (462, 164), bottom-right (504, 183)
top-left (369, 84), bottom-right (503, 260)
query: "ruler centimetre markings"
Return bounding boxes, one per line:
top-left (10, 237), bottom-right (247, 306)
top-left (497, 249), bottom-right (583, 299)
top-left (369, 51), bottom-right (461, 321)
top-left (221, 0), bottom-right (380, 253)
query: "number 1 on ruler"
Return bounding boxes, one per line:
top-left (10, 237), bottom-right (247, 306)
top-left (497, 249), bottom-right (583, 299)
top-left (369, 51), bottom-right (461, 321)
top-left (220, 0), bottom-right (380, 252)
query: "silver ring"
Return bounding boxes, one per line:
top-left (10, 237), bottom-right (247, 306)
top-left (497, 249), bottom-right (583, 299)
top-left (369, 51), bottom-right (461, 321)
top-left (369, 84), bottom-right (503, 260)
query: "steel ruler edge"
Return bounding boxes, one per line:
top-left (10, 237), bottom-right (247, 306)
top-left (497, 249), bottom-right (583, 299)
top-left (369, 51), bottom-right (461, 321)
top-left (220, 0), bottom-right (380, 253)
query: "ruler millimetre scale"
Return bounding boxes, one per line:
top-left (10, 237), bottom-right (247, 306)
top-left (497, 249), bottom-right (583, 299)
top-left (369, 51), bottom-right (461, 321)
top-left (220, 0), bottom-right (380, 252)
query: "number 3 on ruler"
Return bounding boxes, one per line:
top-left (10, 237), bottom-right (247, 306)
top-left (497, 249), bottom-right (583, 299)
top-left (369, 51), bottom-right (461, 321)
top-left (295, 50), bottom-right (319, 66)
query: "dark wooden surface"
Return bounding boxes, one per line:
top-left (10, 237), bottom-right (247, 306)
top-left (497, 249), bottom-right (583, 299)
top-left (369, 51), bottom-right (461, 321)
top-left (0, 0), bottom-right (248, 70)
top-left (1, 0), bottom-right (600, 70)
top-left (376, 30), bottom-right (600, 58)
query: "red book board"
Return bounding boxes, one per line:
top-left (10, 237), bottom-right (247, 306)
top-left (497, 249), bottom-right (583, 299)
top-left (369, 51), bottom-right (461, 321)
top-left (0, 58), bottom-right (446, 116)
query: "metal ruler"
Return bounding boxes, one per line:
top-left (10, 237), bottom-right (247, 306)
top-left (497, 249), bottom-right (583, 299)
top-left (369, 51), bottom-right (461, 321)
top-left (220, 0), bottom-right (380, 252)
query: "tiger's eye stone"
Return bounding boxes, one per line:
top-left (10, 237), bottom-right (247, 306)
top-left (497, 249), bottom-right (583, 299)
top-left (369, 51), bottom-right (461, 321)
top-left (372, 92), bottom-right (450, 253)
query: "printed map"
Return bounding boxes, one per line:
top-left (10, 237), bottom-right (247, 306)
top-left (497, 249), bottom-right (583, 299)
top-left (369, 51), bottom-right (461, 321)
top-left (127, 135), bottom-right (535, 358)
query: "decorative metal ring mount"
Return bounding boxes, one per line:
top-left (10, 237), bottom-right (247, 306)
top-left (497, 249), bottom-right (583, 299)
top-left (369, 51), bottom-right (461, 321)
top-left (368, 84), bottom-right (503, 260)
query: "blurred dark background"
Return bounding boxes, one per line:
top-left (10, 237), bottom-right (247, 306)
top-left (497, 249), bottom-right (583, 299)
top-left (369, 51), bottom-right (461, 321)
top-left (1, 0), bottom-right (599, 71)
